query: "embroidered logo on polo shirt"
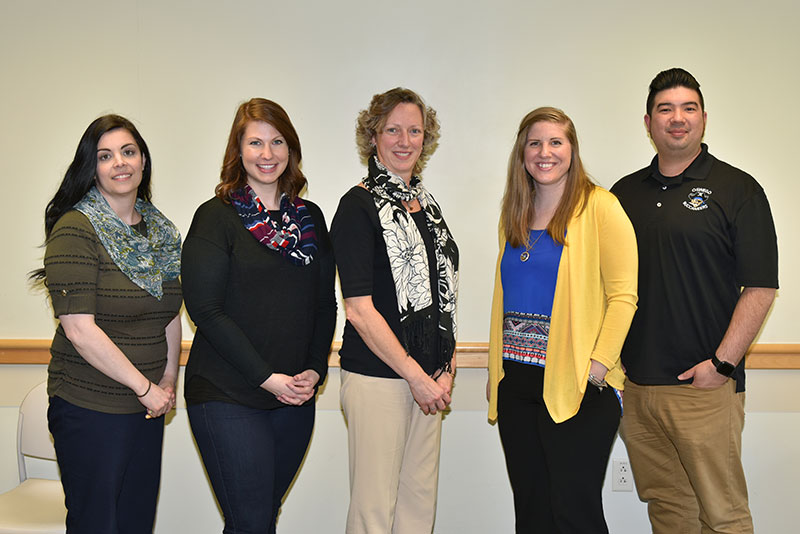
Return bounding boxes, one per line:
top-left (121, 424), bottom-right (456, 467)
top-left (683, 187), bottom-right (711, 211)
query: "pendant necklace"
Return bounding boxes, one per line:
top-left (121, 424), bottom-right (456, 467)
top-left (520, 229), bottom-right (547, 262)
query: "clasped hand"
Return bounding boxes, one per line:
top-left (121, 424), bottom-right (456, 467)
top-left (139, 378), bottom-right (176, 419)
top-left (409, 372), bottom-right (452, 415)
top-left (262, 370), bottom-right (321, 405)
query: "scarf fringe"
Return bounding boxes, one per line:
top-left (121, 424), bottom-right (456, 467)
top-left (401, 313), bottom-right (455, 374)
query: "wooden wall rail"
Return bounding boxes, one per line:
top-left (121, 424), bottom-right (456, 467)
top-left (1, 339), bottom-right (798, 369)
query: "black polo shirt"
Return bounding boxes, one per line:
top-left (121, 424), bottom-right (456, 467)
top-left (611, 144), bottom-right (778, 392)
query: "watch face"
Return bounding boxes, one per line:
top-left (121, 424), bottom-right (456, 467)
top-left (717, 361), bottom-right (736, 377)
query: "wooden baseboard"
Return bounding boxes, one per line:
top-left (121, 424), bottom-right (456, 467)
top-left (1, 339), bottom-right (798, 369)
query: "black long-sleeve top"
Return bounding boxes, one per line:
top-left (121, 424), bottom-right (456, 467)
top-left (181, 196), bottom-right (336, 409)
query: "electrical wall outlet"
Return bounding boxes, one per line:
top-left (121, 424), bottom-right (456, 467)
top-left (611, 459), bottom-right (634, 491)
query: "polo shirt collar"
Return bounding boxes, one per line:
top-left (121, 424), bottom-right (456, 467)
top-left (648, 143), bottom-right (712, 186)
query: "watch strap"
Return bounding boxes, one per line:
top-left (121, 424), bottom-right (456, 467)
top-left (711, 354), bottom-right (735, 377)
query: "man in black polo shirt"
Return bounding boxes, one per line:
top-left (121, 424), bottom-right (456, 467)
top-left (611, 68), bottom-right (778, 534)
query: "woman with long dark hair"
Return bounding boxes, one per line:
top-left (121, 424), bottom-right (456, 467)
top-left (35, 114), bottom-right (182, 533)
top-left (181, 98), bottom-right (336, 533)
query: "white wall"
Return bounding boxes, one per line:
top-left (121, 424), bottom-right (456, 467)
top-left (2, 1), bottom-right (799, 533)
top-left (1, 0), bottom-right (797, 342)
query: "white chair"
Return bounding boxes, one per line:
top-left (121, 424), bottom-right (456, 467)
top-left (0, 382), bottom-right (67, 533)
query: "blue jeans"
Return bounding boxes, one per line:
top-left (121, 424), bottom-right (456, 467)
top-left (47, 395), bottom-right (164, 534)
top-left (188, 400), bottom-right (315, 534)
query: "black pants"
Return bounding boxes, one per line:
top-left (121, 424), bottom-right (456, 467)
top-left (497, 361), bottom-right (620, 534)
top-left (48, 395), bottom-right (164, 534)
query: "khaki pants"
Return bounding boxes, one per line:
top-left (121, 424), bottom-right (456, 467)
top-left (621, 380), bottom-right (752, 534)
top-left (341, 370), bottom-right (442, 534)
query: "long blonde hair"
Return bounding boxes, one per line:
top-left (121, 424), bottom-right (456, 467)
top-left (501, 107), bottom-right (595, 248)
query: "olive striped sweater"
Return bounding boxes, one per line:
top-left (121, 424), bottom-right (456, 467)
top-left (45, 210), bottom-right (182, 414)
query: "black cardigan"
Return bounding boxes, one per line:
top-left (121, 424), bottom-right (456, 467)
top-left (181, 196), bottom-right (336, 409)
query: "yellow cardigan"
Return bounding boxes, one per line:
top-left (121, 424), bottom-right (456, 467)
top-left (488, 187), bottom-right (638, 424)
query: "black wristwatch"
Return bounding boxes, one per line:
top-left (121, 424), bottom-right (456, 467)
top-left (711, 355), bottom-right (736, 377)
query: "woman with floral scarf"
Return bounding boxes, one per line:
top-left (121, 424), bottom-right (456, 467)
top-left (331, 87), bottom-right (459, 534)
top-left (33, 114), bottom-right (182, 533)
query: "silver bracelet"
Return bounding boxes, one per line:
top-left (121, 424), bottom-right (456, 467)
top-left (588, 373), bottom-right (607, 391)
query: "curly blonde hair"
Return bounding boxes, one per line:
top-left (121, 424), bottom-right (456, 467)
top-left (355, 87), bottom-right (440, 176)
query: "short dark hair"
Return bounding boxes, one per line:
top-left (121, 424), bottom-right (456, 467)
top-left (216, 98), bottom-right (306, 202)
top-left (646, 68), bottom-right (704, 115)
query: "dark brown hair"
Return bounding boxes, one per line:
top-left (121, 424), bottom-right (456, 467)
top-left (30, 115), bottom-right (153, 283)
top-left (647, 68), bottom-right (704, 115)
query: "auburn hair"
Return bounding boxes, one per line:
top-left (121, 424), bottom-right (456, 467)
top-left (216, 98), bottom-right (306, 201)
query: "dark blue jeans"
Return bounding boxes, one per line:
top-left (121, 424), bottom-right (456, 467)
top-left (47, 395), bottom-right (164, 534)
top-left (188, 400), bottom-right (315, 534)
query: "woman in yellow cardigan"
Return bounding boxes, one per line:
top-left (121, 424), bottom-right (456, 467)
top-left (487, 107), bottom-right (638, 534)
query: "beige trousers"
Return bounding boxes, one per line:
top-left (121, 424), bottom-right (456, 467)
top-left (340, 370), bottom-right (442, 534)
top-left (621, 379), bottom-right (752, 534)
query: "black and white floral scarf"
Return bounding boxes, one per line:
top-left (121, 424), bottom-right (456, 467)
top-left (362, 156), bottom-right (459, 372)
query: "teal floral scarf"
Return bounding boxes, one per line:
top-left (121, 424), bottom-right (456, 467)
top-left (74, 187), bottom-right (181, 299)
